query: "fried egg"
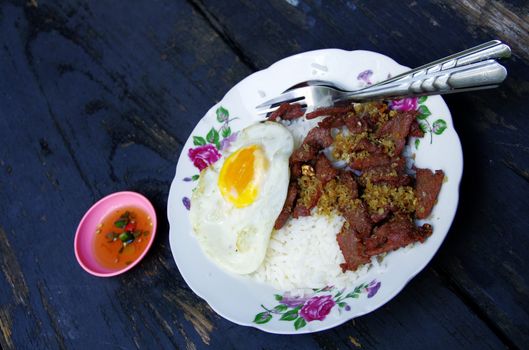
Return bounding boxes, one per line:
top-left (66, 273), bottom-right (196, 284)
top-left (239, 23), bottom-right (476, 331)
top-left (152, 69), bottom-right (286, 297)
top-left (189, 122), bottom-right (294, 274)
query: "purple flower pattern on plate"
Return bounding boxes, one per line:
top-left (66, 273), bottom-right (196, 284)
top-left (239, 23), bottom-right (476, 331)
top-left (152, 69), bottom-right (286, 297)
top-left (220, 131), bottom-right (238, 151)
top-left (182, 197), bottom-right (191, 210)
top-left (300, 295), bottom-right (335, 322)
top-left (389, 97), bottom-right (418, 111)
top-left (279, 292), bottom-right (310, 308)
top-left (253, 280), bottom-right (381, 330)
top-left (188, 144), bottom-right (221, 171)
top-left (357, 69), bottom-right (373, 85)
top-left (366, 280), bottom-right (381, 298)
top-left (182, 106), bottom-right (238, 210)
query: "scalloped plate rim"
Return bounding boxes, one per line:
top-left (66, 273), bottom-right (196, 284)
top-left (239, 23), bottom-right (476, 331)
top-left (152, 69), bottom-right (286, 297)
top-left (167, 48), bottom-right (463, 334)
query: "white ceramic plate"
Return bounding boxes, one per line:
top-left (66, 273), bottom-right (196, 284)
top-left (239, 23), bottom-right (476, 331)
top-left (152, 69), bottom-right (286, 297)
top-left (167, 49), bottom-right (463, 334)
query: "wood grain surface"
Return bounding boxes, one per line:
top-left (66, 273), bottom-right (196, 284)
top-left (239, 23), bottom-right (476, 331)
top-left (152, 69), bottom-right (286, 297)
top-left (0, 0), bottom-right (527, 349)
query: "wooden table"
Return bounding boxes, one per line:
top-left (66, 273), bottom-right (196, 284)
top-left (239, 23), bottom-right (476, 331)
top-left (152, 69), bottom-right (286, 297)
top-left (1, 1), bottom-right (527, 349)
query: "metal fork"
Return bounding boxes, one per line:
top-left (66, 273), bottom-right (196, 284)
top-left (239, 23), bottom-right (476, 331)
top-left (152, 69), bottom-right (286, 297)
top-left (255, 40), bottom-right (510, 114)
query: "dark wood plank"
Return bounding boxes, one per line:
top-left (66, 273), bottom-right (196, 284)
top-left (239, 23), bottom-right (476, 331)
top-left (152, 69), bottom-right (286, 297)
top-left (0, 0), bottom-right (249, 349)
top-left (0, 0), bottom-right (524, 349)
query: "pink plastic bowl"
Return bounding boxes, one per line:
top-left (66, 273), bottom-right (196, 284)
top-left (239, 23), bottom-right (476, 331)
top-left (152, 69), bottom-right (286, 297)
top-left (74, 191), bottom-right (157, 277)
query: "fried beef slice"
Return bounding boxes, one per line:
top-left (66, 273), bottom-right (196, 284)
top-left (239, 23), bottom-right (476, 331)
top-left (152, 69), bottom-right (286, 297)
top-left (369, 207), bottom-right (391, 224)
top-left (267, 102), bottom-right (304, 121)
top-left (315, 154), bottom-right (338, 185)
top-left (274, 182), bottom-right (299, 230)
top-left (356, 101), bottom-right (388, 126)
top-left (409, 118), bottom-right (425, 137)
top-left (350, 153), bottom-right (392, 171)
top-left (415, 168), bottom-right (445, 219)
top-left (364, 214), bottom-right (433, 256)
top-left (349, 111), bottom-right (416, 172)
top-left (358, 158), bottom-right (412, 187)
top-left (290, 160), bottom-right (302, 179)
top-left (267, 103), bottom-right (290, 121)
top-left (361, 170), bottom-right (411, 187)
top-left (318, 115), bottom-right (346, 129)
top-left (313, 105), bottom-right (359, 130)
top-left (341, 202), bottom-right (373, 239)
top-left (289, 128), bottom-right (334, 218)
top-left (354, 138), bottom-right (384, 154)
top-left (306, 105), bottom-right (355, 119)
top-left (291, 143), bottom-right (318, 163)
top-left (292, 174), bottom-right (323, 218)
top-left (336, 223), bottom-right (371, 272)
top-left (291, 127), bottom-right (333, 164)
top-left (283, 103), bottom-right (305, 120)
top-left (292, 204), bottom-right (311, 218)
top-left (344, 114), bottom-right (371, 134)
top-left (292, 185), bottom-right (323, 218)
top-left (305, 126), bottom-right (334, 149)
top-left (337, 170), bottom-right (358, 199)
top-left (376, 111), bottom-right (417, 155)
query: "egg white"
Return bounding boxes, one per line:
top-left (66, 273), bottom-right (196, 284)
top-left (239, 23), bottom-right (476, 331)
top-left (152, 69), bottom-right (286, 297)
top-left (189, 122), bottom-right (294, 274)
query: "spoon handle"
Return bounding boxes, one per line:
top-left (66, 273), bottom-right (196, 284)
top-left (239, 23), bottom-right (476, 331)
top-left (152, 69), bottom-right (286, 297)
top-left (366, 40), bottom-right (511, 89)
top-left (342, 59), bottom-right (507, 101)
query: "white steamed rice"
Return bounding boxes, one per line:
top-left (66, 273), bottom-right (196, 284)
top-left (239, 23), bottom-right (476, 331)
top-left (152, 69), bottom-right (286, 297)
top-left (249, 213), bottom-right (379, 291)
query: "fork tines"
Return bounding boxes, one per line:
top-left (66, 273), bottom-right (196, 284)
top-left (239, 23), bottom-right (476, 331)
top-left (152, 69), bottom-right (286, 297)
top-left (255, 87), bottom-right (311, 115)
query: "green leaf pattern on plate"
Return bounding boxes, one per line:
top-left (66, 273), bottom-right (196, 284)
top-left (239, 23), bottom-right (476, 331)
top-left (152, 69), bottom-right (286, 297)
top-left (294, 317), bottom-right (307, 330)
top-left (221, 125), bottom-right (232, 138)
top-left (280, 308), bottom-right (300, 321)
top-left (253, 312), bottom-right (272, 324)
top-left (216, 106), bottom-right (229, 123)
top-left (206, 127), bottom-right (219, 145)
top-left (417, 105), bottom-right (432, 120)
top-left (193, 136), bottom-right (206, 146)
top-left (432, 119), bottom-right (447, 135)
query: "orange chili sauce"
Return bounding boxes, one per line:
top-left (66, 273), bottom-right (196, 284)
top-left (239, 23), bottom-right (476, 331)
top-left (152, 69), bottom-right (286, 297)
top-left (93, 206), bottom-right (152, 269)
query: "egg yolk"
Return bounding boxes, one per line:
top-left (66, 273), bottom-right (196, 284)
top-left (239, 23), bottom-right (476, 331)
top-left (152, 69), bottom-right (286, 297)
top-left (218, 145), bottom-right (268, 207)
